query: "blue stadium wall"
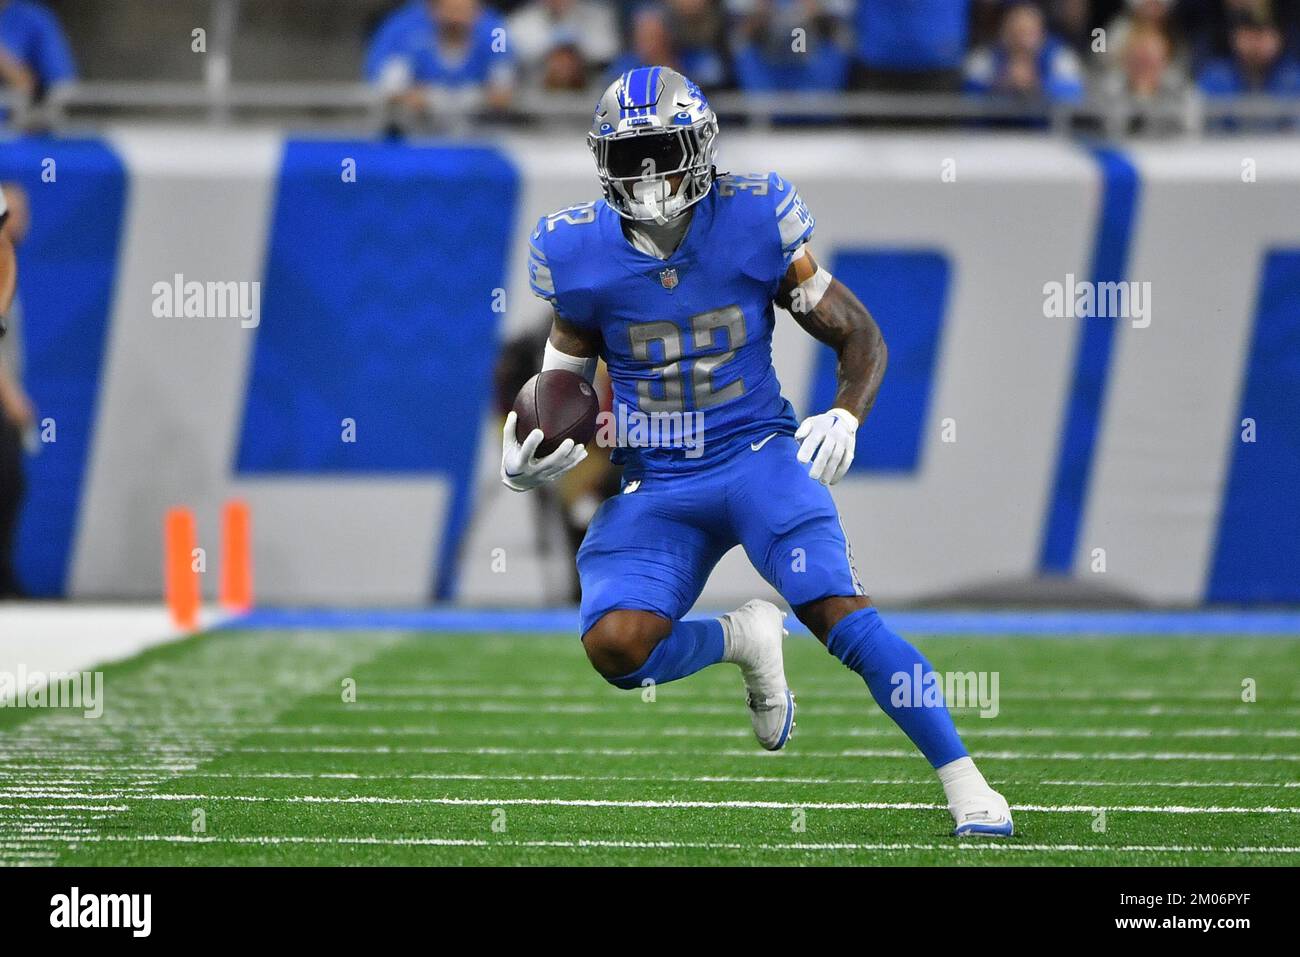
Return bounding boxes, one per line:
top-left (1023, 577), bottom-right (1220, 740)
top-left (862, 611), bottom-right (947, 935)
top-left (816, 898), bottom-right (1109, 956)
top-left (2, 131), bottom-right (1296, 606)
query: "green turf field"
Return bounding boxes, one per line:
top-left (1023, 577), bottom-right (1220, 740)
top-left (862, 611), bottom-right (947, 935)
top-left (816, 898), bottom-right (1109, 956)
top-left (1, 627), bottom-right (1297, 865)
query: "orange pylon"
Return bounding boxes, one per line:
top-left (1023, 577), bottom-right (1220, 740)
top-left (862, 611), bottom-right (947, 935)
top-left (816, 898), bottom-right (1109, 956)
top-left (220, 499), bottom-right (253, 612)
top-left (164, 507), bottom-right (200, 629)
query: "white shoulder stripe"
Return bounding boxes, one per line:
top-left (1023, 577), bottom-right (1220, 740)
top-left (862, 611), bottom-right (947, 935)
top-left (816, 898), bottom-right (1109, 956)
top-left (529, 261), bottom-right (555, 299)
top-left (527, 237), bottom-right (555, 298)
top-left (777, 193), bottom-right (814, 251)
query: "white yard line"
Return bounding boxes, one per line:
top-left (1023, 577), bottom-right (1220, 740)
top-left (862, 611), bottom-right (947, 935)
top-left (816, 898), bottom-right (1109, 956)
top-left (0, 763), bottom-right (198, 773)
top-left (355, 689), bottom-right (1300, 718)
top-left (1043, 779), bottom-right (1300, 789)
top-left (1, 771), bottom-right (1294, 791)
top-left (3, 744), bottom-right (1299, 767)
top-left (367, 684), bottom-right (1300, 703)
top-left (5, 834), bottom-right (1296, 855)
top-left (342, 700), bottom-right (1300, 719)
top-left (263, 725), bottom-right (1300, 740)
top-left (0, 803), bottom-right (131, 811)
top-left (5, 724), bottom-right (1300, 744)
top-left (1, 792), bottom-right (1296, 814)
top-left (20, 743), bottom-right (1284, 762)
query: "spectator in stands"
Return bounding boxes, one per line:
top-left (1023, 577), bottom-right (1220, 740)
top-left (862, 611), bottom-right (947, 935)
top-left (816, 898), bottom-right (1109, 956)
top-left (608, 6), bottom-right (675, 79)
top-left (970, 0), bottom-right (1007, 49)
top-left (1098, 0), bottom-right (1186, 79)
top-left (730, 0), bottom-right (852, 93)
top-left (1106, 21), bottom-right (1186, 95)
top-left (608, 2), bottom-right (728, 91)
top-left (1046, 0), bottom-right (1096, 58)
top-left (365, 0), bottom-right (514, 113)
top-left (665, 0), bottom-right (731, 88)
top-left (964, 1), bottom-right (1087, 100)
top-left (851, 0), bottom-right (971, 92)
top-left (507, 0), bottom-right (618, 85)
top-left (0, 182), bottom-right (30, 598)
top-left (1179, 0), bottom-right (1300, 66)
top-left (0, 0), bottom-right (76, 112)
top-left (540, 33), bottom-right (590, 90)
top-left (1197, 9), bottom-right (1300, 95)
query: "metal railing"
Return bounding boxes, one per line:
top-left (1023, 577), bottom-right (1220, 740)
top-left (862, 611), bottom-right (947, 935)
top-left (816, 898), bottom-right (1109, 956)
top-left (3, 82), bottom-right (1298, 137)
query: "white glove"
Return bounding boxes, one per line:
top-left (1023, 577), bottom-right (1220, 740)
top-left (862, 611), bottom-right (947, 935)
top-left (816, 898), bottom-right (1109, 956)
top-left (795, 408), bottom-right (858, 486)
top-left (500, 410), bottom-right (588, 492)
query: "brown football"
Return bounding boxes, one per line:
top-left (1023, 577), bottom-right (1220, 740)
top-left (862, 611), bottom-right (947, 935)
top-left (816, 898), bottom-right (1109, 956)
top-left (512, 369), bottom-right (600, 457)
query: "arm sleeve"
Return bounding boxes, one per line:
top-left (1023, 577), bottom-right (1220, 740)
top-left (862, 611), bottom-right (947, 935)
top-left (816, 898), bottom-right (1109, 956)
top-left (770, 172), bottom-right (815, 272)
top-left (528, 211), bottom-right (599, 327)
top-left (527, 219), bottom-right (557, 306)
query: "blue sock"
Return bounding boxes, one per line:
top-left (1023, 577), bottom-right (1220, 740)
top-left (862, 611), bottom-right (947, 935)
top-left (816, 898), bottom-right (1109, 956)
top-left (607, 619), bottom-right (725, 690)
top-left (825, 607), bottom-right (968, 768)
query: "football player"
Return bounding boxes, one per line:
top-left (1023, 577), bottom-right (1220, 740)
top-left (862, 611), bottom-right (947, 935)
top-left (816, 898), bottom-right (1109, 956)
top-left (502, 67), bottom-right (1012, 836)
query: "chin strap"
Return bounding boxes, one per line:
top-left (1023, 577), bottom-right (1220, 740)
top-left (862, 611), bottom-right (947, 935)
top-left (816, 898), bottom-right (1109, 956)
top-left (632, 179), bottom-right (671, 225)
top-left (644, 195), bottom-right (668, 225)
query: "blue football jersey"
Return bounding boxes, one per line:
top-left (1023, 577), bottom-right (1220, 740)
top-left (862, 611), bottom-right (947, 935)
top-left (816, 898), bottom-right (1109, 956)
top-left (529, 171), bottom-right (814, 475)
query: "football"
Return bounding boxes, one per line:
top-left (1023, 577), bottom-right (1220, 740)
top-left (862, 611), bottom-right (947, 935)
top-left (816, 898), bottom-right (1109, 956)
top-left (512, 369), bottom-right (599, 457)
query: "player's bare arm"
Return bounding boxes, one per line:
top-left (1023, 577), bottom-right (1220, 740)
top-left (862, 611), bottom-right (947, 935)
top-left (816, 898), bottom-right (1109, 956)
top-left (548, 312), bottom-right (601, 360)
top-left (0, 231), bottom-right (15, 321)
top-left (775, 246), bottom-right (886, 486)
top-left (777, 247), bottom-right (887, 424)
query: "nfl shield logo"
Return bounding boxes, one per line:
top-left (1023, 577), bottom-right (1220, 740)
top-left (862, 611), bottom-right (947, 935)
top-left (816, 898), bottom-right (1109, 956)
top-left (659, 268), bottom-right (679, 290)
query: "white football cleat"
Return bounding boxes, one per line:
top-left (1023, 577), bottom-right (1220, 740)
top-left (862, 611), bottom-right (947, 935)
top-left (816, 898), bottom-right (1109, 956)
top-left (720, 599), bottom-right (795, 751)
top-left (950, 788), bottom-right (1015, 837)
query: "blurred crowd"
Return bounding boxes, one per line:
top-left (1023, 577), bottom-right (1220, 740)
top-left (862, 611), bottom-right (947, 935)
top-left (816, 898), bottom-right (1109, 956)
top-left (2, 0), bottom-right (1299, 117)
top-left (360, 0), bottom-right (1300, 108)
